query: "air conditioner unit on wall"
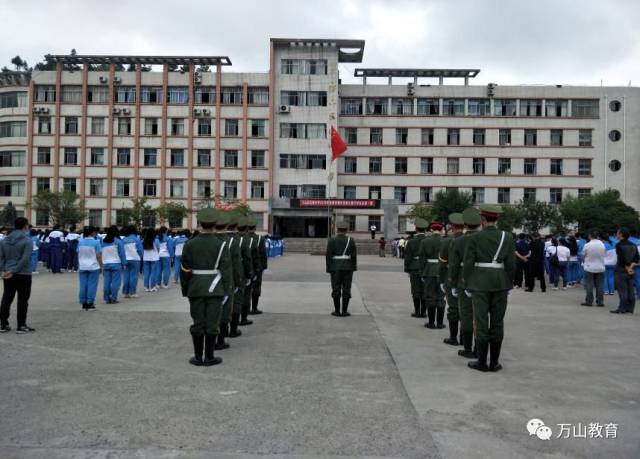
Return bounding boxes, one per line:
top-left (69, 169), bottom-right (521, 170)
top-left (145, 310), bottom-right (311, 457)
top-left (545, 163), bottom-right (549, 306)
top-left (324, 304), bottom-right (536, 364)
top-left (112, 108), bottom-right (121, 115)
top-left (121, 108), bottom-right (130, 115)
top-left (40, 107), bottom-right (49, 114)
top-left (193, 108), bottom-right (201, 116)
top-left (202, 108), bottom-right (210, 116)
top-left (99, 76), bottom-right (108, 84)
top-left (113, 76), bottom-right (121, 84)
top-left (279, 105), bottom-right (290, 113)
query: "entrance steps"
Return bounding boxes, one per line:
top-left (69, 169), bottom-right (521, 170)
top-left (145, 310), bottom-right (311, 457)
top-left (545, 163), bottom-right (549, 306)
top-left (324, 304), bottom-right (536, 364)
top-left (284, 237), bottom-right (386, 255)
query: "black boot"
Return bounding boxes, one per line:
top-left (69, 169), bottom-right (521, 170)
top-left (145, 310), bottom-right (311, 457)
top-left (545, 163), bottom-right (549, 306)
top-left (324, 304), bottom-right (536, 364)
top-left (489, 340), bottom-right (503, 372)
top-left (436, 308), bottom-right (446, 329)
top-left (424, 307), bottom-right (436, 328)
top-left (215, 322), bottom-right (230, 350)
top-left (419, 299), bottom-right (427, 318)
top-left (249, 295), bottom-right (263, 315)
top-left (229, 314), bottom-right (242, 337)
top-left (468, 341), bottom-right (489, 372)
top-left (411, 297), bottom-right (420, 317)
top-left (239, 301), bottom-right (253, 325)
top-left (203, 334), bottom-right (222, 366)
top-left (331, 297), bottom-right (341, 316)
top-left (189, 334), bottom-right (204, 366)
top-left (458, 332), bottom-right (475, 358)
top-left (341, 298), bottom-right (351, 317)
top-left (443, 320), bottom-right (459, 346)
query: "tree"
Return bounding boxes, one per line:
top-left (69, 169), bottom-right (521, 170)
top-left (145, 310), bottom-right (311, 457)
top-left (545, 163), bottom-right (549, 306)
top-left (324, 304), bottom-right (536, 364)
top-left (119, 197), bottom-right (157, 230)
top-left (513, 199), bottom-right (560, 233)
top-left (407, 202), bottom-right (433, 222)
top-left (157, 202), bottom-right (190, 228)
top-left (560, 190), bottom-right (640, 234)
top-left (430, 189), bottom-right (473, 224)
top-left (496, 205), bottom-right (523, 233)
top-left (32, 191), bottom-right (87, 228)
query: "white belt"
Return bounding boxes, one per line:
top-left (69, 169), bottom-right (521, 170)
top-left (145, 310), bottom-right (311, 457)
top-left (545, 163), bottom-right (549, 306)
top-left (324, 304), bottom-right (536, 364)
top-left (474, 262), bottom-right (504, 269)
top-left (413, 256), bottom-right (420, 260)
top-left (427, 259), bottom-right (439, 263)
top-left (460, 263), bottom-right (464, 267)
top-left (333, 255), bottom-right (350, 260)
top-left (191, 269), bottom-right (222, 292)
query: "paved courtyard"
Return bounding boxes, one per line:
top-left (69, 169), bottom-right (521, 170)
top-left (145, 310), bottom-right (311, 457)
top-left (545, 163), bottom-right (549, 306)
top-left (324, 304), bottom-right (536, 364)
top-left (0, 253), bottom-right (638, 459)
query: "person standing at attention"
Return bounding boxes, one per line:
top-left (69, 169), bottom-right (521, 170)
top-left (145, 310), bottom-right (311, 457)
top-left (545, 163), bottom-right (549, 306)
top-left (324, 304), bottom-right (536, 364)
top-left (581, 231), bottom-right (606, 307)
top-left (611, 228), bottom-right (639, 314)
top-left (404, 218), bottom-right (428, 318)
top-left (601, 232), bottom-right (617, 295)
top-left (142, 228), bottom-right (160, 292)
top-left (326, 221), bottom-right (358, 317)
top-left (101, 226), bottom-right (126, 304)
top-left (378, 237), bottom-right (386, 257)
top-left (78, 226), bottom-right (103, 311)
top-left (121, 226), bottom-right (143, 298)
top-left (524, 233), bottom-right (546, 293)
top-left (513, 233), bottom-right (530, 289)
top-left (157, 227), bottom-right (173, 289)
top-left (370, 224), bottom-right (377, 240)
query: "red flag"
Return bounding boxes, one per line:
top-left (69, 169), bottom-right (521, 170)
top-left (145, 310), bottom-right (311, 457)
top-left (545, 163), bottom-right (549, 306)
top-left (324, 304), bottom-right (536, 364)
top-left (330, 126), bottom-right (347, 161)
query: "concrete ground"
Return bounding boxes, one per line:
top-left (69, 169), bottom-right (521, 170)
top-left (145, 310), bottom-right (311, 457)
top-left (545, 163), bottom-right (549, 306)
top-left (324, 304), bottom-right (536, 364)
top-left (0, 254), bottom-right (638, 459)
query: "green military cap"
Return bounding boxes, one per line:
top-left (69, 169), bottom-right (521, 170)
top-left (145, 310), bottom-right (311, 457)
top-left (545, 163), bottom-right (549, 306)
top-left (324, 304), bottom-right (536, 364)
top-left (216, 211), bottom-right (231, 226)
top-left (448, 213), bottom-right (464, 226)
top-left (197, 207), bottom-right (218, 224)
top-left (226, 211), bottom-right (240, 226)
top-left (462, 208), bottom-right (481, 226)
top-left (479, 203), bottom-right (503, 218)
top-left (414, 217), bottom-right (429, 229)
top-left (236, 215), bottom-right (248, 228)
top-left (336, 221), bottom-right (350, 230)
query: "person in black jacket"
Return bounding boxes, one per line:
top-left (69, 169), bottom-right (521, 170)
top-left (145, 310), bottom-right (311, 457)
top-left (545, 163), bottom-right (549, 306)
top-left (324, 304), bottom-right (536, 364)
top-left (525, 233), bottom-right (546, 293)
top-left (611, 228), bottom-right (639, 314)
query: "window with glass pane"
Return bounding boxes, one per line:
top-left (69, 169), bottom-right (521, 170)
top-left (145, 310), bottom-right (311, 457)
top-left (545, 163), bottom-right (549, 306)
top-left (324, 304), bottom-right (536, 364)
top-left (224, 119), bottom-right (239, 136)
top-left (468, 99), bottom-right (490, 116)
top-left (251, 119), bottom-right (266, 137)
top-left (394, 186), bottom-right (407, 203)
top-left (343, 215), bottom-right (356, 232)
top-left (37, 147), bottom-right (51, 165)
top-left (143, 148), bottom-right (157, 166)
top-left (579, 129), bottom-right (592, 146)
top-left (341, 127), bottom-right (356, 144)
top-left (115, 148), bottom-right (129, 166)
top-left (0, 151), bottom-right (25, 167)
top-left (300, 185), bottom-right (325, 198)
top-left (170, 180), bottom-right (184, 197)
top-left (578, 159), bottom-right (592, 176)
top-left (497, 188), bottom-right (511, 204)
top-left (369, 157), bottom-right (382, 174)
top-left (395, 157), bottom-right (407, 174)
top-left (523, 188), bottom-right (536, 201)
top-left (369, 128), bottom-right (383, 145)
top-left (369, 186), bottom-right (381, 200)
top-left (395, 128), bottom-right (408, 145)
top-left (279, 185), bottom-right (297, 198)
top-left (341, 98), bottom-right (362, 115)
top-left (421, 128), bottom-right (434, 145)
top-left (64, 117), bottom-right (78, 134)
top-left (64, 148), bottom-right (78, 165)
top-left (224, 150), bottom-right (238, 168)
top-left (89, 179), bottom-right (103, 196)
top-left (251, 181), bottom-right (265, 199)
top-left (447, 128), bottom-right (460, 145)
top-left (197, 180), bottom-right (212, 197)
top-left (473, 129), bottom-right (486, 145)
top-left (366, 98), bottom-right (388, 115)
top-left (193, 87), bottom-right (215, 104)
top-left (498, 158), bottom-right (511, 174)
top-left (520, 100), bottom-right (542, 116)
top-left (87, 86), bottom-right (109, 103)
top-left (550, 129), bottom-right (563, 146)
top-left (62, 178), bottom-right (76, 193)
top-left (116, 179), bottom-right (130, 197)
top-left (141, 86), bottom-right (163, 104)
top-left (0, 121), bottom-right (26, 137)
top-left (171, 118), bottom-right (184, 136)
top-left (280, 59), bottom-right (301, 74)
top-left (35, 85), bottom-right (56, 103)
top-left (198, 119), bottom-right (211, 136)
top-left (36, 210), bottom-right (49, 226)
top-left (392, 98), bottom-right (413, 115)
top-left (306, 124), bottom-right (326, 139)
top-left (443, 99), bottom-right (465, 116)
top-left (170, 149), bottom-right (184, 167)
top-left (280, 91), bottom-right (301, 106)
top-left (117, 117), bottom-right (131, 135)
top-left (572, 100), bottom-right (599, 117)
top-left (550, 159), bottom-right (563, 175)
top-left (224, 181), bottom-right (238, 198)
top-left (143, 179), bottom-right (156, 197)
top-left (250, 150), bottom-right (265, 168)
top-left (0, 91), bottom-right (27, 108)
top-left (417, 98), bottom-right (439, 115)
top-left (197, 149), bottom-right (211, 167)
top-left (343, 186), bottom-right (356, 199)
top-left (420, 157), bottom-right (433, 174)
top-left (221, 87), bottom-right (241, 104)
top-left (280, 123), bottom-right (299, 138)
top-left (419, 187), bottom-right (432, 202)
top-left (248, 87), bottom-right (268, 105)
top-left (36, 178), bottom-right (50, 193)
top-left (88, 209), bottom-right (102, 227)
top-left (168, 87), bottom-right (188, 104)
top-left (499, 129), bottom-right (511, 146)
top-left (145, 118), bottom-right (159, 135)
top-left (90, 117), bottom-right (105, 135)
top-left (471, 187), bottom-right (484, 203)
top-left (447, 158), bottom-right (459, 174)
top-left (344, 157), bottom-right (357, 173)
top-left (90, 148), bottom-right (104, 165)
top-left (115, 210), bottom-right (129, 227)
top-left (307, 59), bottom-right (327, 75)
top-left (473, 158), bottom-right (485, 174)
top-left (115, 87), bottom-right (136, 103)
top-left (524, 129), bottom-right (537, 145)
top-left (38, 116), bottom-right (51, 134)
top-left (61, 86), bottom-right (82, 103)
top-left (524, 158), bottom-right (537, 175)
top-left (550, 188), bottom-right (563, 204)
top-left (545, 100), bottom-right (568, 117)
top-left (493, 99), bottom-right (517, 116)
top-left (578, 189), bottom-right (591, 198)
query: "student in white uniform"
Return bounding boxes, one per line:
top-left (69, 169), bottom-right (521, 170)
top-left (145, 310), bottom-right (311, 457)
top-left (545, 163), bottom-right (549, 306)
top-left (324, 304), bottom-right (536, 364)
top-left (142, 228), bottom-right (160, 292)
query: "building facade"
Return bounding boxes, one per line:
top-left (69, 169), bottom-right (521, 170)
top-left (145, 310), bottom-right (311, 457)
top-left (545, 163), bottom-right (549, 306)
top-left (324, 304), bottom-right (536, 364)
top-left (1, 38), bottom-right (638, 236)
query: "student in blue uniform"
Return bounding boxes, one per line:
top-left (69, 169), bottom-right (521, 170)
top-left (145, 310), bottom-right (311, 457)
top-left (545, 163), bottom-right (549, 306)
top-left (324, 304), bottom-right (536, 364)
top-left (101, 226), bottom-right (126, 304)
top-left (172, 230), bottom-right (190, 283)
top-left (142, 228), bottom-right (160, 292)
top-left (122, 225), bottom-right (143, 298)
top-left (30, 229), bottom-right (41, 274)
top-left (78, 226), bottom-right (103, 310)
top-left (65, 229), bottom-right (80, 272)
top-left (157, 227), bottom-right (173, 288)
top-left (48, 225), bottom-right (65, 273)
top-left (602, 232), bottom-right (617, 295)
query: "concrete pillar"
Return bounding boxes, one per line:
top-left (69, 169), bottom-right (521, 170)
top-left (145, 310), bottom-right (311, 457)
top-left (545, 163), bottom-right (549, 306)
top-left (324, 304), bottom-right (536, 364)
top-left (381, 199), bottom-right (399, 240)
top-left (439, 76), bottom-right (444, 85)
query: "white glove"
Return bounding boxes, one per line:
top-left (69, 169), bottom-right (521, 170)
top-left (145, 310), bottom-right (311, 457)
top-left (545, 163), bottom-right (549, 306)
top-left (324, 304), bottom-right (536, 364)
top-left (253, 275), bottom-right (257, 281)
top-left (440, 283), bottom-right (446, 294)
top-left (234, 287), bottom-right (239, 294)
top-left (464, 290), bottom-right (473, 298)
top-left (245, 279), bottom-right (251, 286)
top-left (452, 288), bottom-right (459, 297)
top-left (222, 296), bottom-right (229, 305)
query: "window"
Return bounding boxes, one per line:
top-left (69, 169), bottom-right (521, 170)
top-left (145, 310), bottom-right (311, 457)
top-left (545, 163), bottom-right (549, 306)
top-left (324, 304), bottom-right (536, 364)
top-left (306, 124), bottom-right (326, 139)
top-left (116, 179), bottom-right (130, 197)
top-left (61, 85), bottom-right (82, 103)
top-left (497, 188), bottom-right (510, 204)
top-left (343, 127), bottom-right (357, 144)
top-left (344, 215), bottom-right (356, 232)
top-left (395, 128), bottom-right (408, 145)
top-left (221, 87), bottom-right (241, 104)
top-left (141, 212), bottom-right (156, 228)
top-left (520, 99), bottom-right (542, 116)
top-left (0, 121), bottom-right (26, 137)
top-left (279, 154), bottom-right (326, 169)
top-left (369, 128), bottom-right (383, 145)
top-left (578, 189), bottom-right (591, 198)
top-left (472, 187), bottom-right (485, 204)
top-left (36, 177), bottom-right (50, 193)
top-left (369, 157), bottom-right (382, 174)
top-left (341, 98), bottom-right (362, 115)
top-left (473, 158), bottom-right (485, 174)
top-left (280, 123), bottom-right (300, 139)
top-left (250, 119), bottom-right (266, 137)
top-left (143, 148), bottom-right (157, 166)
top-left (170, 149), bottom-right (184, 167)
top-left (395, 157), bottom-right (407, 174)
top-left (473, 129), bottom-right (486, 145)
top-left (523, 188), bottom-right (536, 201)
top-left (443, 99), bottom-right (465, 116)
top-left (141, 86), bottom-right (163, 104)
top-left (62, 178), bottom-right (76, 193)
top-left (447, 128), bottom-right (460, 145)
top-left (117, 117), bottom-right (131, 135)
top-left (344, 157), bottom-right (357, 173)
top-left (366, 98), bottom-right (388, 115)
top-left (281, 91), bottom-right (302, 106)
top-left (609, 130), bottom-right (621, 141)
top-left (168, 87), bottom-right (188, 104)
top-left (116, 148), bottom-right (131, 166)
top-left (198, 119), bottom-right (211, 136)
top-left (524, 129), bottom-right (537, 146)
top-left (115, 87), bottom-right (136, 103)
top-left (609, 100), bottom-right (621, 112)
top-left (550, 129), bottom-right (563, 146)
top-left (305, 91), bottom-right (327, 106)
top-left (280, 59), bottom-right (301, 74)
top-left (308, 59), bottom-right (327, 75)
top-left (281, 59), bottom-right (327, 75)
top-left (369, 186), bottom-right (381, 200)
top-left (248, 87), bottom-right (268, 105)
top-left (417, 98), bottom-right (439, 115)
top-left (394, 186), bottom-right (407, 203)
top-left (550, 159), bottom-right (563, 175)
top-left (279, 185), bottom-right (297, 198)
top-left (193, 87), bottom-right (215, 104)
top-left (64, 117), bottom-right (78, 134)
top-left (578, 159), bottom-right (592, 176)
top-left (609, 160), bottom-right (622, 172)
top-left (251, 150), bottom-right (265, 168)
top-left (38, 116), bottom-right (51, 134)
top-left (545, 100), bottom-right (568, 117)
top-left (447, 158), bottom-right (459, 174)
top-left (494, 99), bottom-right (517, 116)
top-left (0, 150), bottom-right (24, 167)
top-left (144, 118), bottom-right (159, 135)
top-left (579, 129), bottom-right (592, 147)
top-left (90, 148), bottom-right (104, 165)
top-left (392, 98), bottom-right (413, 115)
top-left (171, 118), bottom-right (185, 136)
top-left (90, 117), bottom-right (105, 135)
top-left (87, 86), bottom-right (109, 103)
top-left (499, 129), bottom-right (511, 146)
top-left (224, 150), bottom-right (238, 168)
top-left (89, 178), bottom-right (103, 196)
top-left (36, 210), bottom-right (49, 226)
top-left (64, 147), bottom-right (78, 165)
top-left (421, 128), bottom-right (434, 145)
top-left (37, 147), bottom-right (51, 165)
top-left (301, 185), bottom-right (326, 198)
top-left (343, 186), bottom-right (356, 199)
top-left (468, 99), bottom-right (490, 116)
top-left (420, 187), bottom-right (432, 202)
top-left (368, 216), bottom-right (381, 232)
top-left (524, 158), bottom-right (537, 175)
top-left (35, 85), bottom-right (56, 103)
top-left (170, 180), bottom-right (184, 198)
top-left (550, 188), bottom-right (563, 204)
top-left (143, 179), bottom-right (157, 197)
top-left (196, 180), bottom-right (212, 198)
top-left (251, 181), bottom-right (265, 199)
top-left (224, 119), bottom-right (239, 136)
top-left (0, 91), bottom-right (27, 108)
top-left (498, 158), bottom-right (511, 175)
top-left (197, 149), bottom-right (211, 167)
top-left (572, 100), bottom-right (599, 117)
top-left (224, 181), bottom-right (238, 199)
top-left (88, 210), bottom-right (102, 227)
top-left (420, 157), bottom-right (433, 174)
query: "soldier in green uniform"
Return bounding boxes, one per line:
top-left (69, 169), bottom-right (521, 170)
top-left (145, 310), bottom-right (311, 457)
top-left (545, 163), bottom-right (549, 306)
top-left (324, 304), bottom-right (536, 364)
top-left (439, 213), bottom-right (464, 345)
top-left (218, 211), bottom-right (244, 348)
top-left (326, 221), bottom-right (357, 316)
top-left (404, 218), bottom-right (428, 318)
top-left (180, 208), bottom-right (233, 367)
top-left (232, 216), bottom-right (253, 334)
top-left (463, 204), bottom-right (515, 372)
top-left (248, 217), bottom-right (268, 315)
top-left (449, 208), bottom-right (481, 358)
top-left (239, 216), bottom-right (255, 327)
top-left (420, 222), bottom-right (445, 328)
top-left (213, 211), bottom-right (233, 350)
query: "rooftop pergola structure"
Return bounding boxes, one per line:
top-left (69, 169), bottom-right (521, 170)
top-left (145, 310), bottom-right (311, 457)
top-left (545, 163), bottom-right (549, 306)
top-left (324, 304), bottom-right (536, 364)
top-left (354, 68), bottom-right (481, 86)
top-left (43, 54), bottom-right (232, 67)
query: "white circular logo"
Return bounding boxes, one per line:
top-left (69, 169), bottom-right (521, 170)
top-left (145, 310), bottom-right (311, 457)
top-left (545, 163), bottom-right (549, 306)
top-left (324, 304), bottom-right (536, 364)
top-left (527, 418), bottom-right (552, 440)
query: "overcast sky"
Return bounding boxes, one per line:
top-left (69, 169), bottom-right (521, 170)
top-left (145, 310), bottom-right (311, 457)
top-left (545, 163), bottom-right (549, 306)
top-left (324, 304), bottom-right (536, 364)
top-left (1, 0), bottom-right (638, 86)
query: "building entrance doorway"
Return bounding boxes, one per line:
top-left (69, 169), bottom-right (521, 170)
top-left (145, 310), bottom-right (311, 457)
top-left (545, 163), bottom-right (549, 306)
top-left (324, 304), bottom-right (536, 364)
top-left (273, 216), bottom-right (329, 238)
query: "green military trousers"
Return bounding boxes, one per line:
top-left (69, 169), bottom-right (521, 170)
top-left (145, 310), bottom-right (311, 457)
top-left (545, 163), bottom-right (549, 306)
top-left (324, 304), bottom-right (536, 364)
top-left (445, 286), bottom-right (459, 322)
top-left (330, 270), bottom-right (354, 299)
top-left (471, 290), bottom-right (508, 343)
top-left (458, 292), bottom-right (473, 335)
top-left (189, 296), bottom-right (223, 336)
top-left (221, 291), bottom-right (234, 323)
top-left (233, 285), bottom-right (244, 316)
top-left (423, 276), bottom-right (445, 310)
top-left (409, 273), bottom-right (423, 300)
top-left (252, 270), bottom-right (263, 297)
